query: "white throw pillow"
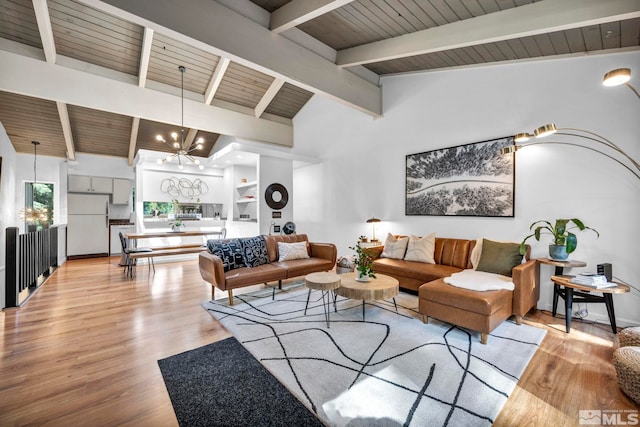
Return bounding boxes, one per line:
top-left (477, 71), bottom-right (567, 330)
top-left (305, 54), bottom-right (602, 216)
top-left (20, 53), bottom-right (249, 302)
top-left (277, 241), bottom-right (310, 262)
top-left (470, 238), bottom-right (483, 269)
top-left (404, 233), bottom-right (436, 263)
top-left (380, 233), bottom-right (409, 259)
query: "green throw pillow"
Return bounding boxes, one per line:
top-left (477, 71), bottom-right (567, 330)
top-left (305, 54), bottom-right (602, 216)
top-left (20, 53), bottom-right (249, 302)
top-left (475, 239), bottom-right (523, 277)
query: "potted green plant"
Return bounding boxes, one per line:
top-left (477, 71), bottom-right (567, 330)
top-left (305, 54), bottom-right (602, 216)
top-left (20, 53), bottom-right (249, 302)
top-left (349, 243), bottom-right (376, 281)
top-left (170, 219), bottom-right (184, 232)
top-left (520, 218), bottom-right (599, 260)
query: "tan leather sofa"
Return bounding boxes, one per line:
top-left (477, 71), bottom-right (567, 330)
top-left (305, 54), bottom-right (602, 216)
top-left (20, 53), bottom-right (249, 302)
top-left (370, 237), bottom-right (540, 344)
top-left (199, 234), bottom-right (337, 305)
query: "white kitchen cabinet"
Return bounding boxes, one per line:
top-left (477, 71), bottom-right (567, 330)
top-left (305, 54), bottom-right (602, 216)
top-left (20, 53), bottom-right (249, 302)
top-left (68, 175), bottom-right (113, 194)
top-left (112, 178), bottom-right (130, 204)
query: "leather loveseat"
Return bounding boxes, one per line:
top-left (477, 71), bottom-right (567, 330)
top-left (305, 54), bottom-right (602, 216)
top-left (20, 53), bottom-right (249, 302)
top-left (370, 236), bottom-right (539, 344)
top-left (199, 234), bottom-right (337, 305)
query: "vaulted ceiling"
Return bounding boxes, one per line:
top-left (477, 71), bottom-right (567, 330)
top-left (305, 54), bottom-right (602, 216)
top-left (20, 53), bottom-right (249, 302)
top-left (1, 0), bottom-right (638, 164)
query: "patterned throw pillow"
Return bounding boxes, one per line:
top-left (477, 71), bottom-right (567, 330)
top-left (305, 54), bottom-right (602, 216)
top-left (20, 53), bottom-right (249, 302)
top-left (404, 233), bottom-right (436, 263)
top-left (207, 239), bottom-right (246, 272)
top-left (381, 233), bottom-right (409, 259)
top-left (240, 236), bottom-right (269, 268)
top-left (277, 241), bottom-right (310, 262)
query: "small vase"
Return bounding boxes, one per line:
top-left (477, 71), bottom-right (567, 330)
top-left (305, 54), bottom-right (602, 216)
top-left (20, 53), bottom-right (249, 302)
top-left (356, 271), bottom-right (370, 282)
top-left (549, 245), bottom-right (568, 260)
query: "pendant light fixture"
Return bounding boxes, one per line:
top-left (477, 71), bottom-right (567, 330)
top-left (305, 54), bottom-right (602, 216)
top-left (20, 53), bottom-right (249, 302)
top-left (156, 65), bottom-right (205, 170)
top-left (20, 140), bottom-right (49, 225)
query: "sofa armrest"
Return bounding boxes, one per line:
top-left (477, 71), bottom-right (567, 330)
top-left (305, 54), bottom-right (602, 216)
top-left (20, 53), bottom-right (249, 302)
top-left (309, 242), bottom-right (337, 267)
top-left (199, 251), bottom-right (227, 292)
top-left (511, 259), bottom-right (540, 318)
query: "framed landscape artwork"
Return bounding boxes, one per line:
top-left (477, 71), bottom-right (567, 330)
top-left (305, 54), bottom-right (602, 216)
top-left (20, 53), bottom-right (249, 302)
top-left (406, 136), bottom-right (515, 217)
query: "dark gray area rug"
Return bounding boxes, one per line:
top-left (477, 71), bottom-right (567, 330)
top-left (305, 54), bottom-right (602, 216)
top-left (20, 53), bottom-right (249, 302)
top-left (158, 336), bottom-right (324, 427)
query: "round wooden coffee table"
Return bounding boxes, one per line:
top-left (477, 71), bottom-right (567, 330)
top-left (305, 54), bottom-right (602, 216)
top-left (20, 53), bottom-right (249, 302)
top-left (304, 272), bottom-right (341, 327)
top-left (336, 272), bottom-right (399, 320)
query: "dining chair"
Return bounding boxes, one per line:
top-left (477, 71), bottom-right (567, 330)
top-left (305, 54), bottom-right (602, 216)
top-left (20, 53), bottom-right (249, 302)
top-left (119, 232), bottom-right (154, 278)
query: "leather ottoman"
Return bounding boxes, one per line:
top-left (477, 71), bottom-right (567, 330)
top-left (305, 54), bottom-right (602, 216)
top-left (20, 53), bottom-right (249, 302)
top-left (418, 278), bottom-right (514, 344)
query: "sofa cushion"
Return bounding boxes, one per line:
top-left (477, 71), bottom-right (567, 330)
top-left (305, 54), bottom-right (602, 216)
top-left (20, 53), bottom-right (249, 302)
top-left (381, 233), bottom-right (409, 259)
top-left (224, 263), bottom-right (288, 288)
top-left (273, 257), bottom-right (334, 278)
top-left (404, 233), bottom-right (436, 263)
top-left (240, 236), bottom-right (269, 268)
top-left (207, 239), bottom-right (246, 272)
top-left (476, 239), bottom-right (523, 277)
top-left (278, 241), bottom-right (310, 262)
top-left (372, 257), bottom-right (461, 283)
top-left (420, 278), bottom-right (513, 316)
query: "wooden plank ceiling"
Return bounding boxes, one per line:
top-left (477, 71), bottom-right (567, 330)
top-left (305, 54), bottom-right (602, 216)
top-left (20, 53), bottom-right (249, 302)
top-left (0, 0), bottom-right (638, 163)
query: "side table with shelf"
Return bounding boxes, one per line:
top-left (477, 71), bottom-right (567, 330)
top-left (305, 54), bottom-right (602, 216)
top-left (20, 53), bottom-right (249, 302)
top-left (538, 258), bottom-right (587, 319)
top-left (550, 275), bottom-right (630, 334)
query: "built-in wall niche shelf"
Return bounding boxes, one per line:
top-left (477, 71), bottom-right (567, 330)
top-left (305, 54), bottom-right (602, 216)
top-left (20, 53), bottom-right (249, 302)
top-left (234, 179), bottom-right (257, 222)
top-left (236, 180), bottom-right (257, 189)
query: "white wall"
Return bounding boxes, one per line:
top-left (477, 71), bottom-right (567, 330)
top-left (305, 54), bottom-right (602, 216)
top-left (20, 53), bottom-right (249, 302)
top-left (259, 155), bottom-right (293, 235)
top-left (141, 169), bottom-right (224, 203)
top-left (292, 51), bottom-right (640, 326)
top-left (0, 123), bottom-right (18, 309)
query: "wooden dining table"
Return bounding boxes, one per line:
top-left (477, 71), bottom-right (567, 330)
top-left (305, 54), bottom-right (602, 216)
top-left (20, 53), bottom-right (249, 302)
top-left (124, 230), bottom-right (224, 240)
top-left (120, 230), bottom-right (224, 265)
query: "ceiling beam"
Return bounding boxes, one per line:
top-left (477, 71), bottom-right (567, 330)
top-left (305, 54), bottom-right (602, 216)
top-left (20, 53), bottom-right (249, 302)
top-left (55, 102), bottom-right (76, 160)
top-left (255, 78), bottom-right (285, 118)
top-left (0, 49), bottom-right (293, 146)
top-left (336, 0), bottom-right (640, 67)
top-left (84, 0), bottom-right (381, 117)
top-left (128, 117), bottom-right (140, 166)
top-left (270, 0), bottom-right (355, 34)
top-left (138, 27), bottom-right (154, 87)
top-left (208, 134), bottom-right (222, 157)
top-left (183, 128), bottom-right (198, 149)
top-left (204, 57), bottom-right (230, 105)
top-left (32, 0), bottom-right (56, 63)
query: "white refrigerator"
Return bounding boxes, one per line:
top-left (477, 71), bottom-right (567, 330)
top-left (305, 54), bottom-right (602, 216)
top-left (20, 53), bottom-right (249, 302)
top-left (67, 194), bottom-right (110, 256)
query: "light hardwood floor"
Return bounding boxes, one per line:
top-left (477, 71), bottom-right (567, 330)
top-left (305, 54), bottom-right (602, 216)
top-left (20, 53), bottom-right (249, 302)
top-left (0, 257), bottom-right (637, 426)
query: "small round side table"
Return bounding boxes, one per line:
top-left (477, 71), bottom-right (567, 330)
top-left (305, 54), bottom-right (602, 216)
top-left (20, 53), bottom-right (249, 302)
top-left (304, 272), bottom-right (341, 328)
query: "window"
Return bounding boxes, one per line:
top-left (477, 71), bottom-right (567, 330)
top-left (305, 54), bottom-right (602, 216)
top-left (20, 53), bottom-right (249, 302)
top-left (25, 182), bottom-right (54, 229)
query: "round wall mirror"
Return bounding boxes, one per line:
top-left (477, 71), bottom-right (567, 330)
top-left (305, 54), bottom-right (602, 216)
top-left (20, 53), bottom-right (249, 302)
top-left (265, 183), bottom-right (289, 210)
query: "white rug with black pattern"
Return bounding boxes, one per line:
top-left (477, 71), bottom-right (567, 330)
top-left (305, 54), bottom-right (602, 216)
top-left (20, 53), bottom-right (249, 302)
top-left (202, 284), bottom-right (546, 427)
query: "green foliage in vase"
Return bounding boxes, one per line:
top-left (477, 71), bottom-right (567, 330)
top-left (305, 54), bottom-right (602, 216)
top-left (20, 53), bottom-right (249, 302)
top-left (349, 243), bottom-right (376, 279)
top-left (520, 218), bottom-right (599, 255)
